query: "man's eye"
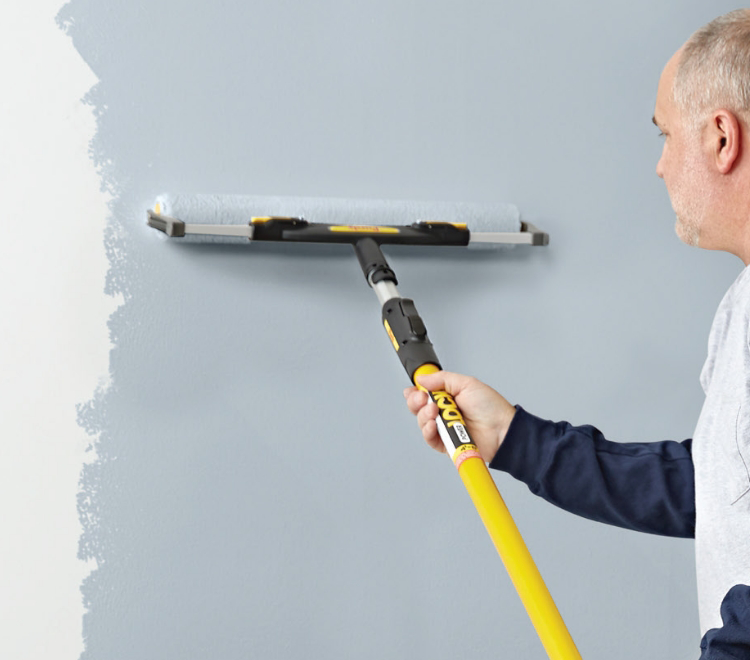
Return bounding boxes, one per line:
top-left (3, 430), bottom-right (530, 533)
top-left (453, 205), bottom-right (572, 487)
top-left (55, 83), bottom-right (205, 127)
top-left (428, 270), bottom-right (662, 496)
top-left (658, 131), bottom-right (666, 138)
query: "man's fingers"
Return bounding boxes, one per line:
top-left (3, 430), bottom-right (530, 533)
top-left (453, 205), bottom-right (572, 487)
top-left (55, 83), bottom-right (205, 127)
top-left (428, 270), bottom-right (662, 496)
top-left (405, 380), bottom-right (449, 455)
top-left (422, 419), bottom-right (446, 453)
top-left (405, 389), bottom-right (428, 415)
top-left (414, 371), bottom-right (447, 393)
top-left (417, 402), bottom-right (439, 429)
top-left (403, 386), bottom-right (417, 399)
top-left (415, 370), bottom-right (474, 397)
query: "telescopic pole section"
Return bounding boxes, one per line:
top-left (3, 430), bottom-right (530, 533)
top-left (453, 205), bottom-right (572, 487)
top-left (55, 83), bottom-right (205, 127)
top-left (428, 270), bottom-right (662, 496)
top-left (353, 238), bottom-right (581, 660)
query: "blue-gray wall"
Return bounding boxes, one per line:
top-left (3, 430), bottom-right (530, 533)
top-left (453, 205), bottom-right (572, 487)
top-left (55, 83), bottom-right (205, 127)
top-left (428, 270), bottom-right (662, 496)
top-left (62, 1), bottom-right (742, 657)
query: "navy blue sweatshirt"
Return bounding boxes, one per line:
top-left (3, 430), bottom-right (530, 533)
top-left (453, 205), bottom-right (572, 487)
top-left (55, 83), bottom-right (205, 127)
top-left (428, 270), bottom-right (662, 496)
top-left (489, 406), bottom-right (750, 659)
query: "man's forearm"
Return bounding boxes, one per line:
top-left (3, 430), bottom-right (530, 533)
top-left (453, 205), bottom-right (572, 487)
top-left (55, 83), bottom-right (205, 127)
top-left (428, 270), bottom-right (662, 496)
top-left (489, 406), bottom-right (696, 538)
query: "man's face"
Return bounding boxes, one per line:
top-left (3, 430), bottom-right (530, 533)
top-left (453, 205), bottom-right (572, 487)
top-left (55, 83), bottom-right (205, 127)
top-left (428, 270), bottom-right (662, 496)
top-left (654, 50), bottom-right (714, 247)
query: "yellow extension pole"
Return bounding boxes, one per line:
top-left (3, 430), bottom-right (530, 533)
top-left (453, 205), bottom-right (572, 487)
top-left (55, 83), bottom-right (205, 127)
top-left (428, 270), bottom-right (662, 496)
top-left (353, 235), bottom-right (579, 658)
top-left (414, 364), bottom-right (581, 660)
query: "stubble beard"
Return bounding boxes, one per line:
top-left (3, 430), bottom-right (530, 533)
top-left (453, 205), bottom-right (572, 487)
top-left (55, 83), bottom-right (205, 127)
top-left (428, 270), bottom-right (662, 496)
top-left (670, 152), bottom-right (712, 249)
top-left (675, 211), bottom-right (702, 247)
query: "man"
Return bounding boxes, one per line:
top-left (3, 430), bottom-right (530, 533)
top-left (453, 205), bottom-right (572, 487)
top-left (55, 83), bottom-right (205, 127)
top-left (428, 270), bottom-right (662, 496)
top-left (405, 10), bottom-right (750, 658)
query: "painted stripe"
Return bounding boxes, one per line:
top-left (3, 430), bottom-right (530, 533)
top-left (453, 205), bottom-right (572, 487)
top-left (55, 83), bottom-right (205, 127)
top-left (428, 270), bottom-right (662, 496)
top-left (454, 447), bottom-right (482, 470)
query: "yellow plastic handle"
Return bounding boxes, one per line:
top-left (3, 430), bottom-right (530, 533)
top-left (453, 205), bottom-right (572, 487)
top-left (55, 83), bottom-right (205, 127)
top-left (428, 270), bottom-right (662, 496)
top-left (414, 364), bottom-right (581, 660)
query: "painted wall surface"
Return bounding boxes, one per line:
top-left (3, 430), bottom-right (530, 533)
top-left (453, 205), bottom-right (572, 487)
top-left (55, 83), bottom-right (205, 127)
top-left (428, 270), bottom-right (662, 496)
top-left (60, 1), bottom-right (743, 657)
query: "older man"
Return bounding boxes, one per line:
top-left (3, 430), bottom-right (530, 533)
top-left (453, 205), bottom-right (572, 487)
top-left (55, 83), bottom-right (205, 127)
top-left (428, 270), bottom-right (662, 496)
top-left (405, 10), bottom-right (750, 658)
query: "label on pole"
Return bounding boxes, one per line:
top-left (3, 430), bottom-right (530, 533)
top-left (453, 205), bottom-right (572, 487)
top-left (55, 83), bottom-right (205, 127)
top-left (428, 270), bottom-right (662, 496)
top-left (430, 390), bottom-right (480, 467)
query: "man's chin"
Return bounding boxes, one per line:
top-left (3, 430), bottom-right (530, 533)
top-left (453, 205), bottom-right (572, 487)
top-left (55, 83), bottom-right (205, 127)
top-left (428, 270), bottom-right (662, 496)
top-left (675, 216), bottom-right (701, 247)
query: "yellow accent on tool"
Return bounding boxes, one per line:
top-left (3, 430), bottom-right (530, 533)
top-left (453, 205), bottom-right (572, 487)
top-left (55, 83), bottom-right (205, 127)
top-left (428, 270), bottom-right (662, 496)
top-left (413, 363), bottom-right (581, 660)
top-left (384, 320), bottom-right (400, 352)
top-left (329, 225), bottom-right (400, 233)
top-left (429, 221), bottom-right (468, 229)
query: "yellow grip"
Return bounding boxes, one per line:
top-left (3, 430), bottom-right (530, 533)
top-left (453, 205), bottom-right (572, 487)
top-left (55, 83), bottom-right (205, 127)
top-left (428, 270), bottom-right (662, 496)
top-left (413, 363), bottom-right (441, 384)
top-left (413, 364), bottom-right (581, 659)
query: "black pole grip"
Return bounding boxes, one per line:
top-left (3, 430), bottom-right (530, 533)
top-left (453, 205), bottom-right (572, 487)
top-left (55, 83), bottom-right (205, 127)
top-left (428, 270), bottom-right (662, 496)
top-left (382, 297), bottom-right (441, 381)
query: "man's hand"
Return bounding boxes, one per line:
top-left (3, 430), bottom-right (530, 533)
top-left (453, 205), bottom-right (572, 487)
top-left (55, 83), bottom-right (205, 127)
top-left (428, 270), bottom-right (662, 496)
top-left (403, 370), bottom-right (517, 463)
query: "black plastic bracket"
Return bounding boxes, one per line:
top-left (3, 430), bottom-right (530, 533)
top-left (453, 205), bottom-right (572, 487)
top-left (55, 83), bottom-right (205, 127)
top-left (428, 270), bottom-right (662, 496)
top-left (382, 298), bottom-right (442, 381)
top-left (354, 237), bottom-right (398, 286)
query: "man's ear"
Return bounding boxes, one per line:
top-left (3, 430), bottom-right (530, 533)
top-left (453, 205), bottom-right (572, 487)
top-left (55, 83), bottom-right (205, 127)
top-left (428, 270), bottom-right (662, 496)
top-left (710, 109), bottom-right (741, 174)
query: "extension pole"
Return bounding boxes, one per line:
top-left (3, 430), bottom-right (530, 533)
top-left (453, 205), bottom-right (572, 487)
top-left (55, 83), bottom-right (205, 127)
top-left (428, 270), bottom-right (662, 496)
top-left (354, 238), bottom-right (581, 660)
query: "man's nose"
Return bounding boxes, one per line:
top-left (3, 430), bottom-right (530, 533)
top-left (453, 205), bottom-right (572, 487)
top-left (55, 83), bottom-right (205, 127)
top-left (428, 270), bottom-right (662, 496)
top-left (656, 154), bottom-right (665, 179)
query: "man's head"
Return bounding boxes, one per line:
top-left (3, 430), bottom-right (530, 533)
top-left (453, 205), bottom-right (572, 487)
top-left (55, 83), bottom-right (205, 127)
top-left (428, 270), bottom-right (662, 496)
top-left (654, 9), bottom-right (750, 262)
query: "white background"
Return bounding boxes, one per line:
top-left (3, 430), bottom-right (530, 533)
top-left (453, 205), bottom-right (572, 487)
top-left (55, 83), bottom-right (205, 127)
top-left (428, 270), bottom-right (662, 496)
top-left (0, 1), bottom-right (112, 657)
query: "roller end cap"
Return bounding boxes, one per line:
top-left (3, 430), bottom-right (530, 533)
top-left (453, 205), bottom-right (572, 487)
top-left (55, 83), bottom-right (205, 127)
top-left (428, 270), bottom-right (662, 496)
top-left (147, 210), bottom-right (186, 238)
top-left (522, 222), bottom-right (549, 246)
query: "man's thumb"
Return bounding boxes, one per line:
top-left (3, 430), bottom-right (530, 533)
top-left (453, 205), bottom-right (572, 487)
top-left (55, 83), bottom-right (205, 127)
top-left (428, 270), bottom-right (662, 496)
top-left (415, 370), bottom-right (467, 395)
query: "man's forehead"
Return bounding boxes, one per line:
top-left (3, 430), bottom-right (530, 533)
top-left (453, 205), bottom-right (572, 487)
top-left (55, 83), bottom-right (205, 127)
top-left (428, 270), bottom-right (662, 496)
top-left (655, 48), bottom-right (683, 115)
top-left (653, 55), bottom-right (680, 128)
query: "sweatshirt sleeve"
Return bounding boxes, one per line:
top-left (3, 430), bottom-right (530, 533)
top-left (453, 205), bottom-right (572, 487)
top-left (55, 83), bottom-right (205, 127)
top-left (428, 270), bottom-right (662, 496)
top-left (488, 406), bottom-right (696, 538)
top-left (700, 585), bottom-right (750, 658)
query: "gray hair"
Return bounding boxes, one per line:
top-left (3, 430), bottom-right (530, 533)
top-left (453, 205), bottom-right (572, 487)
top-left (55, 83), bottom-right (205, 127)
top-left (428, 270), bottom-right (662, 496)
top-left (674, 9), bottom-right (750, 128)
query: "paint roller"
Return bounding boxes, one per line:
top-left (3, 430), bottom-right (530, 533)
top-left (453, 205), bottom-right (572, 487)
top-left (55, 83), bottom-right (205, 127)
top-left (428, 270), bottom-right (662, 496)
top-left (148, 193), bottom-right (547, 246)
top-left (147, 193), bottom-right (581, 660)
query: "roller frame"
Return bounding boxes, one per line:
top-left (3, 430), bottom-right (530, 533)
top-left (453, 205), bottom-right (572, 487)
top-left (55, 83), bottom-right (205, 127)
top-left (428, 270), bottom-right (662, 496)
top-left (146, 210), bottom-right (548, 246)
